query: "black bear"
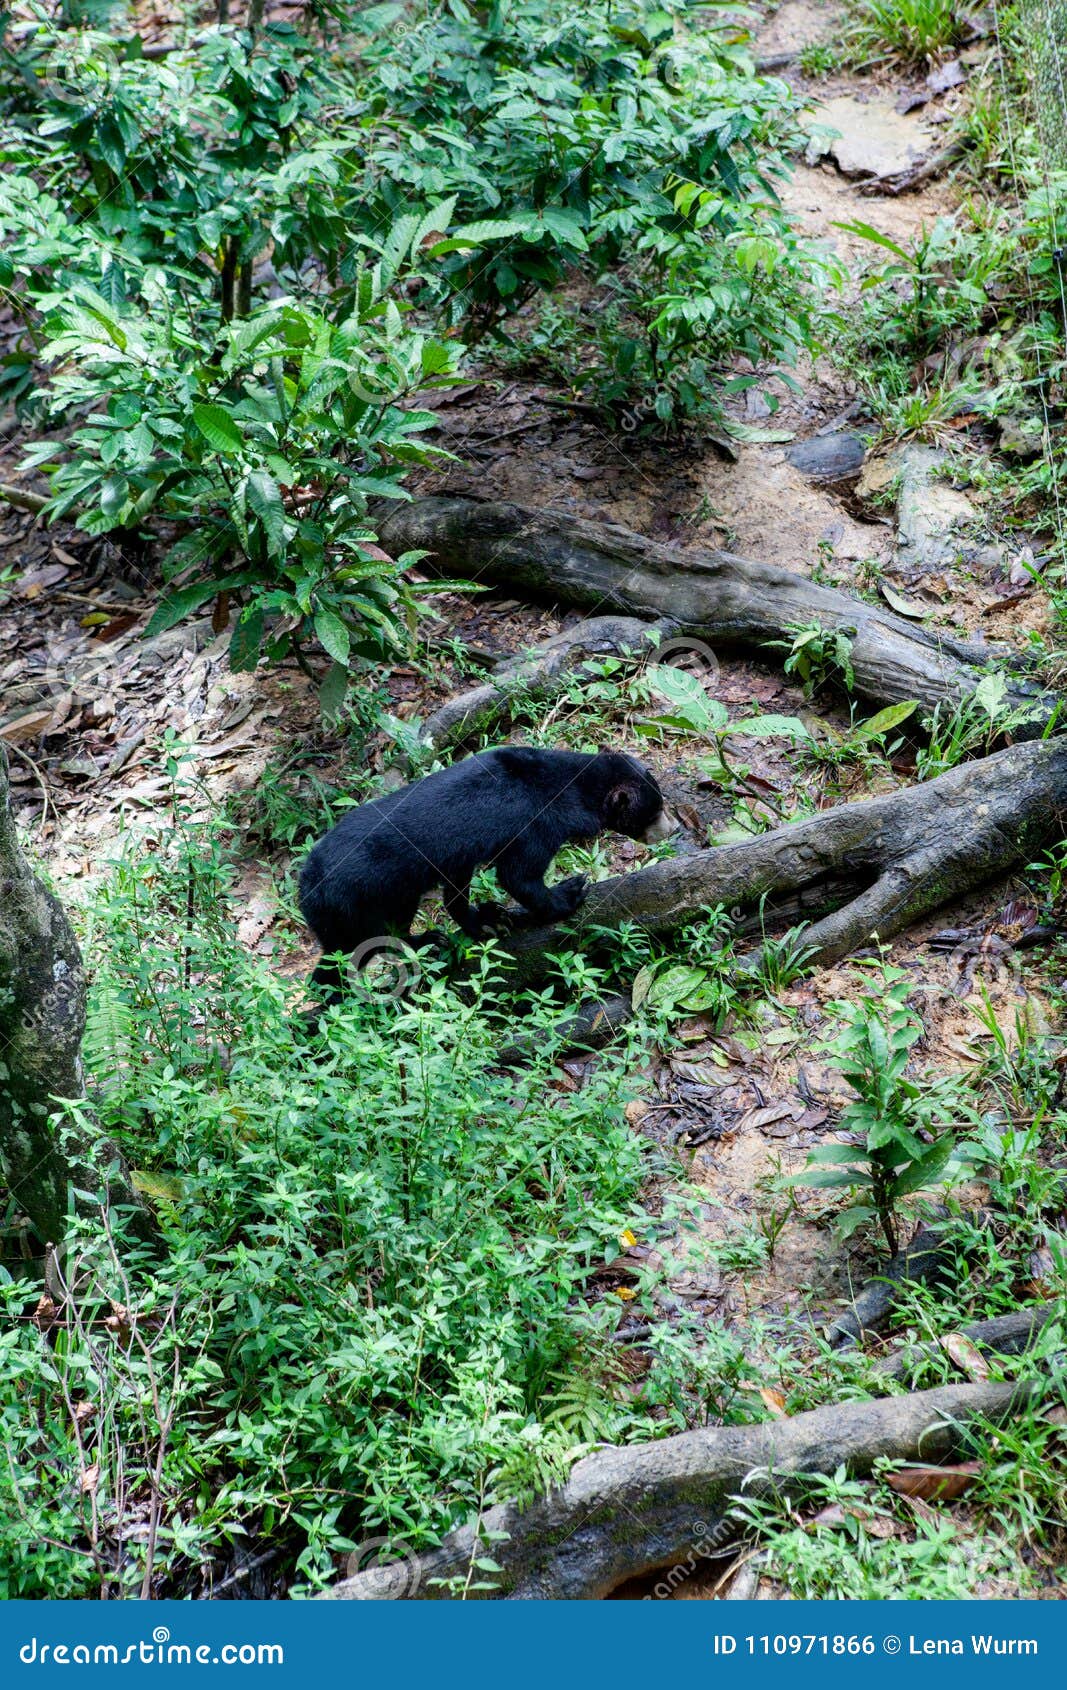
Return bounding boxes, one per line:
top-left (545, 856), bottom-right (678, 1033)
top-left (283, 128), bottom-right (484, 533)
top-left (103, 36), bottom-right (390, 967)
top-left (299, 746), bottom-right (670, 997)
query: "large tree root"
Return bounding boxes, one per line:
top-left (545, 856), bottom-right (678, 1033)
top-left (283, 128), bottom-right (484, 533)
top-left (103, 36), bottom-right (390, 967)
top-left (495, 737), bottom-right (1067, 984)
top-left (826, 1223), bottom-right (951, 1348)
top-left (878, 1306), bottom-right (1061, 1381)
top-left (323, 1379), bottom-right (1041, 1599)
top-left (421, 614), bottom-right (664, 751)
top-left (380, 497), bottom-right (1054, 724)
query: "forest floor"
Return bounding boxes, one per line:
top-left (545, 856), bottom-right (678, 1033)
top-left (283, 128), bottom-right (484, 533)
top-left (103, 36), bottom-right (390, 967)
top-left (1, 1), bottom-right (1063, 1598)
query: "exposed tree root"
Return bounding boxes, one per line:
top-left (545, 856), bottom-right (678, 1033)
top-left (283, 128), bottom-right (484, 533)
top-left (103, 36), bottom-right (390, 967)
top-left (859, 139), bottom-right (970, 197)
top-left (380, 496), bottom-right (1053, 724)
top-left (826, 1222), bottom-right (951, 1349)
top-left (420, 614), bottom-right (665, 752)
top-left (494, 737), bottom-right (1067, 984)
top-left (878, 1306), bottom-right (1061, 1381)
top-left (322, 1379), bottom-right (1042, 1600)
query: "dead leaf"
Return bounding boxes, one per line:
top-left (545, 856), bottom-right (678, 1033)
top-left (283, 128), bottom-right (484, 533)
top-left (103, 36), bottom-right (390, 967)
top-left (739, 1100), bottom-right (797, 1133)
top-left (927, 59), bottom-right (966, 94)
top-left (796, 1106), bottom-right (830, 1131)
top-left (1, 708), bottom-right (58, 742)
top-left (811, 1502), bottom-right (848, 1528)
top-left (92, 613), bottom-right (141, 642)
top-left (886, 1461), bottom-right (981, 1502)
top-left (78, 1463), bottom-right (100, 1496)
top-left (18, 562), bottom-right (68, 596)
top-left (939, 1332), bottom-right (990, 1381)
top-left (878, 581), bottom-right (927, 619)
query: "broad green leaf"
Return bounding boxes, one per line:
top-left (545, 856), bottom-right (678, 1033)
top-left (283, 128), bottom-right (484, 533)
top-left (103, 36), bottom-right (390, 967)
top-left (319, 660), bottom-right (348, 720)
top-left (631, 964), bottom-right (655, 1009)
top-left (804, 1143), bottom-right (871, 1165)
top-left (245, 470), bottom-right (287, 560)
top-left (648, 965), bottom-right (708, 1007)
top-left (890, 1136), bottom-right (955, 1197)
top-left (314, 607), bottom-right (351, 667)
top-left (727, 713), bottom-right (811, 741)
top-left (229, 606), bottom-right (263, 673)
top-left (850, 700), bottom-right (919, 742)
top-left (832, 221), bottom-right (912, 262)
top-left (645, 665), bottom-right (726, 734)
top-left (192, 403), bottom-right (243, 454)
top-left (973, 672), bottom-right (1008, 718)
top-left (794, 1167), bottom-right (871, 1190)
top-left (145, 580), bottom-right (225, 637)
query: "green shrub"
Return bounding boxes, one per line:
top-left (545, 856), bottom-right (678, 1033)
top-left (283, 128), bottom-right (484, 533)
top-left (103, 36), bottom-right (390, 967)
top-left (0, 809), bottom-right (712, 1595)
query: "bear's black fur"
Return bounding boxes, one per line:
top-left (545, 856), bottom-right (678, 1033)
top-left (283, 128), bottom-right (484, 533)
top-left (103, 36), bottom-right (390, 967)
top-left (299, 746), bottom-right (667, 997)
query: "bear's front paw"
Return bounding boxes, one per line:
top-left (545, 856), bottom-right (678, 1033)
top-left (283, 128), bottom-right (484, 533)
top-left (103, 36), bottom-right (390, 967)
top-left (549, 874), bottom-right (589, 919)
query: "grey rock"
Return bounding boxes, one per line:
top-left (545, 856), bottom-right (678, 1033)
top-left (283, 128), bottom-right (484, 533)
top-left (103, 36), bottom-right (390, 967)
top-left (786, 432), bottom-right (866, 483)
top-left (893, 445), bottom-right (977, 575)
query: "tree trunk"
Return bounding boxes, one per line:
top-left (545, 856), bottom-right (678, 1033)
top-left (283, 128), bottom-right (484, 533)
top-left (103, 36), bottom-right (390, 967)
top-left (0, 747), bottom-right (152, 1250)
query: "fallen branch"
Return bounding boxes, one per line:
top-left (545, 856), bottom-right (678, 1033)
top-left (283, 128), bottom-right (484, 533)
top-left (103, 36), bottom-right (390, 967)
top-left (322, 1378), bottom-right (1041, 1599)
top-left (421, 614), bottom-right (664, 751)
top-left (0, 481), bottom-right (47, 515)
top-left (379, 497), bottom-right (1053, 724)
top-left (495, 736), bottom-right (1067, 984)
top-left (859, 140), bottom-right (970, 198)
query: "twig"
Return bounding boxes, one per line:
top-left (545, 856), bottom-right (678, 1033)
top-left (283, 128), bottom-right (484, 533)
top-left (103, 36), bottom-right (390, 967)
top-left (1, 740), bottom-right (54, 827)
top-left (0, 481), bottom-right (47, 515)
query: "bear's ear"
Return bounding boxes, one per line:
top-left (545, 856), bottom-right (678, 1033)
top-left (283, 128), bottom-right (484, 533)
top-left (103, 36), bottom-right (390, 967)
top-left (494, 746), bottom-right (541, 777)
top-left (603, 781), bottom-right (636, 829)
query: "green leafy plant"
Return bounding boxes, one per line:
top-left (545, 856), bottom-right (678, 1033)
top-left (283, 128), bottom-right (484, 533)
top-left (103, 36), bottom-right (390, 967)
top-left (0, 798), bottom-right (718, 1596)
top-left (842, 0), bottom-right (964, 69)
top-left (772, 622), bottom-right (856, 697)
top-left (18, 283), bottom-right (461, 709)
top-left (916, 674), bottom-right (1046, 779)
top-left (796, 963), bottom-right (967, 1252)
